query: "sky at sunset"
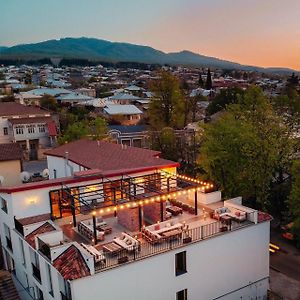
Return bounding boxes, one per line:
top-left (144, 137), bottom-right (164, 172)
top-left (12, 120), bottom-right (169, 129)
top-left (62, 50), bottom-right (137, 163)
top-left (1, 0), bottom-right (300, 70)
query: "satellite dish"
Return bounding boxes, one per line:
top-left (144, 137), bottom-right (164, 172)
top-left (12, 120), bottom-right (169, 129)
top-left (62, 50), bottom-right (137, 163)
top-left (0, 176), bottom-right (4, 185)
top-left (20, 171), bottom-right (31, 183)
top-left (42, 169), bottom-right (49, 178)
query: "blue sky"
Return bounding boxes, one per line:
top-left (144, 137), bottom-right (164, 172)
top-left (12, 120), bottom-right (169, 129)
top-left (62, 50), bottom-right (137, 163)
top-left (1, 0), bottom-right (300, 69)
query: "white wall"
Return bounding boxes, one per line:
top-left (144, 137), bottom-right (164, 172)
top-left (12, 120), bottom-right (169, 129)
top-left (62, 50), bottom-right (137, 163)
top-left (71, 221), bottom-right (270, 300)
top-left (0, 118), bottom-right (12, 143)
top-left (47, 156), bottom-right (82, 179)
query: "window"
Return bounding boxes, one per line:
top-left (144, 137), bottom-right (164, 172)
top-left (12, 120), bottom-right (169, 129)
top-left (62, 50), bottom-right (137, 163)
top-left (4, 223), bottom-right (12, 252)
top-left (175, 251), bottom-right (187, 276)
top-left (38, 125), bottom-right (45, 133)
top-left (19, 238), bottom-right (26, 266)
top-left (46, 263), bottom-right (53, 296)
top-left (15, 126), bottom-right (24, 135)
top-left (27, 125), bottom-right (35, 134)
top-left (132, 139), bottom-right (142, 148)
top-left (3, 127), bottom-right (8, 135)
top-left (121, 139), bottom-right (131, 146)
top-left (176, 289), bottom-right (187, 300)
top-left (35, 285), bottom-right (44, 300)
top-left (1, 197), bottom-right (8, 213)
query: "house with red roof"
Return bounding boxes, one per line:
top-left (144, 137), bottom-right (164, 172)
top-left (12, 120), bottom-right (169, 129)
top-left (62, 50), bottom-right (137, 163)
top-left (0, 102), bottom-right (59, 160)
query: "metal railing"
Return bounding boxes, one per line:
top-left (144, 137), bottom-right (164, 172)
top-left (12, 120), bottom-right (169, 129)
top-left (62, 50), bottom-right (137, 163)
top-left (95, 216), bottom-right (255, 273)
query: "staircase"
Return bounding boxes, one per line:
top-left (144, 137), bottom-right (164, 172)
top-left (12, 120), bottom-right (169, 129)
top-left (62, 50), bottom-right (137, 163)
top-left (0, 270), bottom-right (20, 300)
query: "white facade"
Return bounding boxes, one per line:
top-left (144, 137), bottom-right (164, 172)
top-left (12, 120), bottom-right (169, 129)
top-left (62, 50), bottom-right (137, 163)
top-left (71, 222), bottom-right (269, 300)
top-left (0, 170), bottom-right (270, 300)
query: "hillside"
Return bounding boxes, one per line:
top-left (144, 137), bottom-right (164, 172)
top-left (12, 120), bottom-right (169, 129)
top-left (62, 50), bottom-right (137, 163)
top-left (0, 37), bottom-right (297, 73)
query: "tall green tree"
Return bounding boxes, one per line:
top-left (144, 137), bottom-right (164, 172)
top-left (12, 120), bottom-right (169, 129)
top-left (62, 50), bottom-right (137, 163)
top-left (206, 87), bottom-right (245, 116)
top-left (58, 121), bottom-right (89, 144)
top-left (148, 71), bottom-right (185, 129)
top-left (287, 160), bottom-right (300, 247)
top-left (40, 94), bottom-right (58, 111)
top-left (199, 86), bottom-right (295, 209)
top-left (205, 69), bottom-right (212, 90)
top-left (198, 73), bottom-right (204, 88)
top-left (89, 117), bottom-right (108, 140)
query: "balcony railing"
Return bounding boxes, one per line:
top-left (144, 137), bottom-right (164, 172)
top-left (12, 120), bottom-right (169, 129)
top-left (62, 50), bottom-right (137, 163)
top-left (95, 213), bottom-right (256, 273)
top-left (32, 263), bottom-right (41, 282)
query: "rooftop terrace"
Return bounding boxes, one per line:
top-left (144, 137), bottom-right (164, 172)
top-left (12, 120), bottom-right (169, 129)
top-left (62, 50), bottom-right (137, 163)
top-left (14, 182), bottom-right (270, 279)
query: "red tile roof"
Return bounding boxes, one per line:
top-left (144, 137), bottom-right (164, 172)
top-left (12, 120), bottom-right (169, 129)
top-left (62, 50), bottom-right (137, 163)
top-left (47, 121), bottom-right (57, 136)
top-left (25, 222), bottom-right (56, 249)
top-left (53, 245), bottom-right (90, 280)
top-left (8, 116), bottom-right (53, 125)
top-left (0, 143), bottom-right (23, 161)
top-left (0, 102), bottom-right (48, 117)
top-left (45, 139), bottom-right (179, 173)
top-left (17, 213), bottom-right (51, 226)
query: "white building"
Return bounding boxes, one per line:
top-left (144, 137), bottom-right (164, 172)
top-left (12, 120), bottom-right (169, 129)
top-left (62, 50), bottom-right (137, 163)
top-left (0, 102), bottom-right (58, 160)
top-left (0, 140), bottom-right (271, 300)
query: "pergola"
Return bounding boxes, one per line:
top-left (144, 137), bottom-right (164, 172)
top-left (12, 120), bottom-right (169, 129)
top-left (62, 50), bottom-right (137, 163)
top-left (56, 170), bottom-right (213, 242)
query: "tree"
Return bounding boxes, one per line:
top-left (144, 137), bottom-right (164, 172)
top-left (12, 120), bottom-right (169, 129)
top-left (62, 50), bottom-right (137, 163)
top-left (89, 117), bottom-right (108, 140)
top-left (148, 71), bottom-right (185, 129)
top-left (206, 87), bottom-right (245, 116)
top-left (58, 121), bottom-right (89, 144)
top-left (199, 86), bottom-right (295, 210)
top-left (287, 160), bottom-right (300, 247)
top-left (40, 94), bottom-right (58, 111)
top-left (198, 73), bottom-right (204, 88)
top-left (188, 94), bottom-right (206, 122)
top-left (205, 69), bottom-right (212, 90)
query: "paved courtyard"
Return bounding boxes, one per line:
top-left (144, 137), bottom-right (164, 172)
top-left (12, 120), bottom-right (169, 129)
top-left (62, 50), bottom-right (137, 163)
top-left (23, 160), bottom-right (48, 174)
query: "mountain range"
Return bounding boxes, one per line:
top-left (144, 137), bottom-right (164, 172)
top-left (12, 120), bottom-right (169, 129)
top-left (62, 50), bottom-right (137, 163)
top-left (0, 37), bottom-right (297, 73)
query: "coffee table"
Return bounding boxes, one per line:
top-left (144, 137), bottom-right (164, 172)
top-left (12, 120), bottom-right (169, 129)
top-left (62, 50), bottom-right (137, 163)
top-left (166, 206), bottom-right (183, 216)
top-left (97, 224), bottom-right (112, 234)
top-left (102, 242), bottom-right (123, 255)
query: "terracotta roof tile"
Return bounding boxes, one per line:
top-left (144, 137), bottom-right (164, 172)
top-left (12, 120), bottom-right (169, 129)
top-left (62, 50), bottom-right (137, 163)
top-left (0, 102), bottom-right (48, 117)
top-left (25, 222), bottom-right (56, 249)
top-left (17, 213), bottom-right (51, 226)
top-left (45, 139), bottom-right (178, 173)
top-left (0, 143), bottom-right (23, 161)
top-left (8, 116), bottom-right (53, 125)
top-left (53, 245), bottom-right (90, 280)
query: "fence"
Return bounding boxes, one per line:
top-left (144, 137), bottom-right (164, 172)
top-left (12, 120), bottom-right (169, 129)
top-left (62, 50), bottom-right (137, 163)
top-left (95, 216), bottom-right (255, 273)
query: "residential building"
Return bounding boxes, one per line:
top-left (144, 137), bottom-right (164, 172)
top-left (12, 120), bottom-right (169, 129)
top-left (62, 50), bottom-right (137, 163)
top-left (103, 104), bottom-right (143, 125)
top-left (0, 102), bottom-right (58, 160)
top-left (108, 125), bottom-right (147, 147)
top-left (0, 140), bottom-right (271, 300)
top-left (0, 143), bottom-right (23, 186)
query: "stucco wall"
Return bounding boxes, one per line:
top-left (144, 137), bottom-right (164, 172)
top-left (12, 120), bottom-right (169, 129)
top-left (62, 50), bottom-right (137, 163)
top-left (71, 221), bottom-right (270, 300)
top-left (0, 160), bottom-right (22, 186)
